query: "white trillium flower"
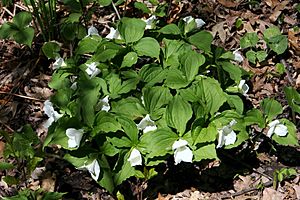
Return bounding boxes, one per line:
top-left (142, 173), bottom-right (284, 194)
top-left (143, 15), bottom-right (156, 30)
top-left (172, 139), bottom-right (193, 165)
top-left (127, 148), bottom-right (142, 166)
top-left (43, 100), bottom-right (63, 128)
top-left (267, 120), bottom-right (288, 138)
top-left (66, 128), bottom-right (84, 148)
top-left (233, 49), bottom-right (244, 63)
top-left (85, 62), bottom-right (101, 78)
top-left (183, 16), bottom-right (206, 28)
top-left (217, 119), bottom-right (237, 148)
top-left (137, 114), bottom-right (157, 133)
top-left (99, 96), bottom-right (110, 112)
top-left (105, 27), bottom-right (121, 40)
top-left (79, 159), bottom-right (100, 181)
top-left (238, 80), bottom-right (249, 95)
top-left (86, 25), bottom-right (99, 37)
top-left (53, 57), bottom-right (67, 69)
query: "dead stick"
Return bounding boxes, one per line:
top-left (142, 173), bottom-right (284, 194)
top-left (0, 91), bottom-right (43, 101)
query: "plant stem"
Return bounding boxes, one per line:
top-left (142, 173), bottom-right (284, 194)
top-left (112, 1), bottom-right (121, 20)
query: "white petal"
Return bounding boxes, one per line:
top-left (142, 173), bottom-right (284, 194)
top-left (53, 57), bottom-right (67, 69)
top-left (87, 26), bottom-right (99, 36)
top-left (105, 27), bottom-right (121, 40)
top-left (100, 96), bottom-right (110, 112)
top-left (43, 117), bottom-right (54, 129)
top-left (127, 148), bottom-right (142, 166)
top-left (233, 50), bottom-right (244, 63)
top-left (267, 125), bottom-right (276, 137)
top-left (66, 128), bottom-right (84, 148)
top-left (274, 124), bottom-right (288, 137)
top-left (229, 119), bottom-right (237, 127)
top-left (141, 96), bottom-right (145, 106)
top-left (195, 18), bottom-right (206, 28)
top-left (70, 82), bottom-right (77, 90)
top-left (172, 139), bottom-right (188, 150)
top-left (137, 114), bottom-right (157, 133)
top-left (143, 15), bottom-right (156, 30)
top-left (216, 129), bottom-right (225, 148)
top-left (174, 146), bottom-right (193, 165)
top-left (268, 120), bottom-right (280, 128)
top-left (43, 100), bottom-right (63, 128)
top-left (224, 130), bottom-right (237, 146)
top-left (238, 80), bottom-right (249, 95)
top-left (85, 62), bottom-right (101, 78)
top-left (183, 16), bottom-right (193, 24)
top-left (43, 100), bottom-right (54, 117)
top-left (85, 159), bottom-right (100, 181)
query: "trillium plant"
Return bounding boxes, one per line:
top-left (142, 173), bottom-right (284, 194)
top-left (41, 6), bottom-right (299, 196)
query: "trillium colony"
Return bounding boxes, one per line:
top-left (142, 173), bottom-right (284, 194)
top-left (41, 13), bottom-right (298, 193)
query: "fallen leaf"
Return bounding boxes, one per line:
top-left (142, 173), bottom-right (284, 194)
top-left (212, 22), bottom-right (227, 43)
top-left (217, 0), bottom-right (240, 8)
top-left (41, 172), bottom-right (56, 192)
top-left (296, 74), bottom-right (300, 89)
top-left (234, 175), bottom-right (252, 191)
top-left (265, 0), bottom-right (279, 8)
top-left (0, 141), bottom-right (5, 157)
top-left (262, 188), bottom-right (285, 200)
top-left (269, 0), bottom-right (289, 22)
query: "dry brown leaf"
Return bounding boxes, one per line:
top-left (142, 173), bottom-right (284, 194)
top-left (265, 0), bottom-right (279, 8)
top-left (288, 29), bottom-right (300, 56)
top-left (234, 175), bottom-right (252, 191)
top-left (296, 74), bottom-right (300, 89)
top-left (262, 188), bottom-right (285, 200)
top-left (0, 141), bottom-right (5, 157)
top-left (212, 22), bottom-right (227, 43)
top-left (41, 172), bottom-right (56, 192)
top-left (217, 0), bottom-right (240, 8)
top-left (269, 0), bottom-right (289, 22)
top-left (293, 185), bottom-right (300, 199)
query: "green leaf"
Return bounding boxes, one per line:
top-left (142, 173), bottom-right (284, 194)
top-left (114, 155), bottom-right (135, 186)
top-left (76, 36), bottom-right (102, 55)
top-left (64, 154), bottom-right (88, 168)
top-left (256, 50), bottom-right (268, 62)
top-left (271, 119), bottom-right (299, 146)
top-left (193, 125), bottom-right (217, 144)
top-left (0, 162), bottom-right (14, 170)
top-left (260, 98), bottom-right (283, 121)
top-left (134, 37), bottom-right (160, 58)
top-left (158, 24), bottom-right (181, 35)
top-left (244, 109), bottom-right (265, 128)
top-left (117, 116), bottom-right (139, 143)
top-left (240, 32), bottom-right (259, 48)
top-left (111, 97), bottom-right (146, 119)
top-left (267, 35), bottom-right (288, 55)
top-left (65, 13), bottom-right (82, 23)
top-left (284, 86), bottom-right (300, 114)
top-left (139, 128), bottom-right (178, 158)
top-left (134, 2), bottom-right (151, 13)
top-left (121, 52), bottom-right (138, 68)
top-left (118, 17), bottom-right (146, 43)
top-left (164, 68), bottom-right (189, 89)
top-left (180, 77), bottom-right (227, 116)
top-left (48, 70), bottom-right (72, 90)
top-left (12, 133), bottom-right (34, 158)
top-left (180, 50), bottom-right (205, 81)
top-left (166, 95), bottom-right (193, 134)
top-left (139, 64), bottom-right (166, 86)
top-left (93, 112), bottom-right (122, 135)
top-left (143, 86), bottom-right (172, 115)
top-left (13, 11), bottom-right (32, 28)
top-left (42, 42), bottom-right (61, 59)
top-left (108, 74), bottom-right (139, 98)
top-left (224, 129), bottom-right (249, 149)
top-left (98, 155), bottom-right (115, 193)
top-left (0, 23), bottom-right (14, 39)
top-left (220, 61), bottom-right (242, 82)
top-left (226, 94), bottom-right (244, 114)
top-left (188, 31), bottom-right (213, 53)
top-left (193, 143), bottom-right (218, 162)
top-left (246, 50), bottom-right (256, 64)
top-left (43, 192), bottom-right (65, 200)
top-left (263, 26), bottom-right (281, 40)
top-left (98, 0), bottom-right (112, 6)
top-left (13, 27), bottom-right (34, 47)
top-left (78, 76), bottom-right (102, 127)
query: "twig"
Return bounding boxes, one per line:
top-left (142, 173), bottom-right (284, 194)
top-left (2, 7), bottom-right (14, 17)
top-left (112, 2), bottom-right (121, 20)
top-left (221, 180), bottom-right (273, 199)
top-left (0, 91), bottom-right (43, 101)
top-left (280, 59), bottom-right (294, 86)
top-left (0, 120), bottom-right (15, 132)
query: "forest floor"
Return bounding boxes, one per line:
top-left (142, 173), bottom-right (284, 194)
top-left (0, 0), bottom-right (300, 199)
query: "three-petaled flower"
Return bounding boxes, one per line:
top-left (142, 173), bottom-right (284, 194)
top-left (66, 128), bottom-right (84, 149)
top-left (85, 62), bottom-right (101, 78)
top-left (172, 139), bottom-right (193, 165)
top-left (143, 15), bottom-right (156, 30)
top-left (183, 16), bottom-right (206, 28)
top-left (99, 96), bottom-right (110, 112)
top-left (217, 119), bottom-right (237, 148)
top-left (238, 80), bottom-right (249, 95)
top-left (137, 114), bottom-right (157, 133)
top-left (43, 100), bottom-right (63, 128)
top-left (53, 57), bottom-right (67, 69)
top-left (79, 159), bottom-right (100, 181)
top-left (86, 25), bottom-right (99, 37)
top-left (267, 120), bottom-right (288, 138)
top-left (127, 148), bottom-right (142, 167)
top-left (105, 27), bottom-right (121, 40)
